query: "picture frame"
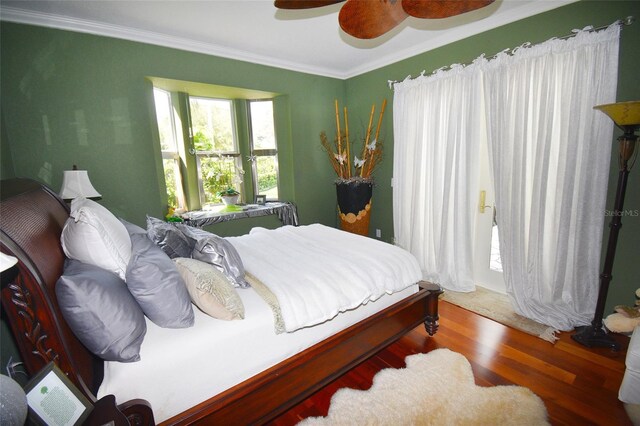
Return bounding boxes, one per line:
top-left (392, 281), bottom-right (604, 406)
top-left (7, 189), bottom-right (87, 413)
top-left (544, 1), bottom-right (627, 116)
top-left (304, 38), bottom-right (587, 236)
top-left (25, 362), bottom-right (93, 426)
top-left (255, 195), bottom-right (267, 205)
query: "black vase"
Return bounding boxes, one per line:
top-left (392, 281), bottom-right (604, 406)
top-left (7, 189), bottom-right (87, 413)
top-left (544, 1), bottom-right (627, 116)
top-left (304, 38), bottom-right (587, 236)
top-left (335, 180), bottom-right (373, 236)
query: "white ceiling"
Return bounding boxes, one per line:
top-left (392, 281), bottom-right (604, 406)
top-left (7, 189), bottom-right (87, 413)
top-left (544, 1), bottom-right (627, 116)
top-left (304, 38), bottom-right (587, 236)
top-left (0, 0), bottom-right (578, 79)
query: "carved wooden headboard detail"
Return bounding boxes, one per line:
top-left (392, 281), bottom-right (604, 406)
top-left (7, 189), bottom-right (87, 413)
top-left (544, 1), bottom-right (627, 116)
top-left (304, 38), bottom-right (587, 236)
top-left (0, 178), bottom-right (152, 424)
top-left (0, 178), bottom-right (100, 392)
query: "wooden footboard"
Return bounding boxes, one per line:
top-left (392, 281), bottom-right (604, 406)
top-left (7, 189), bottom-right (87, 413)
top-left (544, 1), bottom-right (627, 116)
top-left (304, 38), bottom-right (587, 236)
top-left (164, 282), bottom-right (442, 425)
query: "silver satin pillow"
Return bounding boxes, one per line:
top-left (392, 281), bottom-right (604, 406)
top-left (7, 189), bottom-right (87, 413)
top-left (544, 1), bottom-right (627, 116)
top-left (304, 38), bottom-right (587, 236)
top-left (177, 224), bottom-right (250, 289)
top-left (146, 216), bottom-right (192, 259)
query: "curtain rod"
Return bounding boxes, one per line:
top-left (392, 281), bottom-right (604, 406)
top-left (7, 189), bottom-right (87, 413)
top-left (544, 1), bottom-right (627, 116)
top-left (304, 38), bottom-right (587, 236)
top-left (389, 16), bottom-right (635, 89)
top-left (559, 15), bottom-right (634, 39)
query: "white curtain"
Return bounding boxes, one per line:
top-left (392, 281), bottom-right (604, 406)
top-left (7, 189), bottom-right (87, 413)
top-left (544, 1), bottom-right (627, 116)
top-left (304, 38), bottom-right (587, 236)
top-left (392, 23), bottom-right (620, 328)
top-left (392, 63), bottom-right (484, 291)
top-left (483, 25), bottom-right (620, 330)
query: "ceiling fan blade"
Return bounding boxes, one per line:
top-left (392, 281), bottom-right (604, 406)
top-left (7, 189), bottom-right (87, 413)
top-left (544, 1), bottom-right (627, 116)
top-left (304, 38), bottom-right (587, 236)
top-left (402, 0), bottom-right (495, 19)
top-left (274, 0), bottom-right (344, 9)
top-left (339, 0), bottom-right (409, 39)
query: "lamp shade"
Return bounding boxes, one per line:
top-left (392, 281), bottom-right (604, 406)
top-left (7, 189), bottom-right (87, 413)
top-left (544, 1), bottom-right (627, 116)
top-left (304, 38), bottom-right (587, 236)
top-left (59, 170), bottom-right (101, 200)
top-left (0, 253), bottom-right (18, 273)
top-left (593, 101), bottom-right (640, 127)
top-left (0, 252), bottom-right (19, 287)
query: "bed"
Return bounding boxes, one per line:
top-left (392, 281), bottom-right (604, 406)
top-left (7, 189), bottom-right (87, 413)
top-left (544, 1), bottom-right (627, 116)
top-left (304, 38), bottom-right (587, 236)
top-left (0, 178), bottom-right (442, 425)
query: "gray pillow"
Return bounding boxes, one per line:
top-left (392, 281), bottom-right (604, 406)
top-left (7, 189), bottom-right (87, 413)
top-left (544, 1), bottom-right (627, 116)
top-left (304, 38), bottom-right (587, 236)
top-left (177, 224), bottom-right (250, 289)
top-left (126, 233), bottom-right (194, 328)
top-left (120, 218), bottom-right (146, 235)
top-left (55, 259), bottom-right (146, 362)
top-left (146, 216), bottom-right (192, 259)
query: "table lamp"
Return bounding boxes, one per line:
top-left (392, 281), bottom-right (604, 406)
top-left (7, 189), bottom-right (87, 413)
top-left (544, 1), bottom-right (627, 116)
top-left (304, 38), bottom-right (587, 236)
top-left (59, 165), bottom-right (101, 201)
top-left (0, 252), bottom-right (19, 287)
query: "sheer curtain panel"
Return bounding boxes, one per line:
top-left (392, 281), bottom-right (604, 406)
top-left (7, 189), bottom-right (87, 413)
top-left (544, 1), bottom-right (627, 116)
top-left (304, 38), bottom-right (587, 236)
top-left (392, 22), bottom-right (620, 330)
top-left (483, 24), bottom-right (620, 330)
top-left (392, 64), bottom-right (483, 292)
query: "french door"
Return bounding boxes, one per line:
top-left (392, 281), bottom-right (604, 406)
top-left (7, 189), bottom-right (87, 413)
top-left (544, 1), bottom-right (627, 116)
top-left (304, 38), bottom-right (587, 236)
top-left (472, 132), bottom-right (506, 294)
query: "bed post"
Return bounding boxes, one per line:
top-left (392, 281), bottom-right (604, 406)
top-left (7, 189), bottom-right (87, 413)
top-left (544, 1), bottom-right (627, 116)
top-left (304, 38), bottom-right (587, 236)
top-left (420, 281), bottom-right (443, 336)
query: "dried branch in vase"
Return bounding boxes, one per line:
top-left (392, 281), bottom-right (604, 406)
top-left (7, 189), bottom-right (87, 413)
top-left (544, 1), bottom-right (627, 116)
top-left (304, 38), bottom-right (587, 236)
top-left (320, 99), bottom-right (386, 183)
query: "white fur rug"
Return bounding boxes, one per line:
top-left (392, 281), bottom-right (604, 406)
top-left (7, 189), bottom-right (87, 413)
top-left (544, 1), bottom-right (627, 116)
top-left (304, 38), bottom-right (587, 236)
top-left (299, 349), bottom-right (549, 426)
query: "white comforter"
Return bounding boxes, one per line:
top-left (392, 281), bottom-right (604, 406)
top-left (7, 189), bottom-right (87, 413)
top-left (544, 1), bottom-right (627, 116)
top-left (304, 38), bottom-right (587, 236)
top-left (227, 224), bottom-right (422, 332)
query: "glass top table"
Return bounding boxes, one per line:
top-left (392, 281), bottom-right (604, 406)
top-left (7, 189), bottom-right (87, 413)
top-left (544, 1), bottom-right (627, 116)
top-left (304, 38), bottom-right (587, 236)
top-left (181, 201), bottom-right (299, 228)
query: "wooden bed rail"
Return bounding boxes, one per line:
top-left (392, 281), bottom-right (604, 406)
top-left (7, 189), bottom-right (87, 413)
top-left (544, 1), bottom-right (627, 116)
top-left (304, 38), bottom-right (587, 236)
top-left (163, 282), bottom-right (442, 425)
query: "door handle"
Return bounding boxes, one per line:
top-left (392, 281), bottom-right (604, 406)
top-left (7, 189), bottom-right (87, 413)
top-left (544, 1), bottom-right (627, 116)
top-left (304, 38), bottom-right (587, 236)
top-left (479, 190), bottom-right (487, 213)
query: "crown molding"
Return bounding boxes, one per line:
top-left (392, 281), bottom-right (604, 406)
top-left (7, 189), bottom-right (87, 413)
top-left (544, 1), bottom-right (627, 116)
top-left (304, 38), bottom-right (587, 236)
top-left (1, 1), bottom-right (579, 81)
top-left (0, 6), bottom-right (346, 79)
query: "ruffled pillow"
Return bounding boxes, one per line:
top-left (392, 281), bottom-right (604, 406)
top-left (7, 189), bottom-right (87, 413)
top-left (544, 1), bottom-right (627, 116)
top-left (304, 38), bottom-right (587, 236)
top-left (174, 258), bottom-right (244, 320)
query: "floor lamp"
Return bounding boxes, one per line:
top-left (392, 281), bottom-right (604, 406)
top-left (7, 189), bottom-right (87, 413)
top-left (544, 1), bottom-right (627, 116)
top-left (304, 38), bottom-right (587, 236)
top-left (572, 101), bottom-right (640, 350)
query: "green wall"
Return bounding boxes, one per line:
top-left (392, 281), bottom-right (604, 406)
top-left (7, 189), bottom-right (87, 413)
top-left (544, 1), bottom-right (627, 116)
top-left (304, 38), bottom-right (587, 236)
top-left (346, 0), bottom-right (640, 314)
top-left (0, 23), bottom-right (344, 228)
top-left (0, 22), bottom-right (347, 369)
top-left (0, 112), bottom-right (15, 179)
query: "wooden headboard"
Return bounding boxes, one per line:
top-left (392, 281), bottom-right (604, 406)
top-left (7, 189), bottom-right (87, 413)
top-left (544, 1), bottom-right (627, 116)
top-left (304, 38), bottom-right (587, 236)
top-left (0, 178), bottom-right (102, 395)
top-left (0, 178), bottom-right (153, 424)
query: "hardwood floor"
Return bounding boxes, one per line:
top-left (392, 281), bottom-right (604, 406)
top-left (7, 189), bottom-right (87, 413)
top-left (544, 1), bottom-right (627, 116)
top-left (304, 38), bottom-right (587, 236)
top-left (269, 301), bottom-right (631, 426)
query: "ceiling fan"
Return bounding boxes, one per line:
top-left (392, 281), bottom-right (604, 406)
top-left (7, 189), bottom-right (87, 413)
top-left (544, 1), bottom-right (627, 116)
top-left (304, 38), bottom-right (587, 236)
top-left (274, 0), bottom-right (496, 39)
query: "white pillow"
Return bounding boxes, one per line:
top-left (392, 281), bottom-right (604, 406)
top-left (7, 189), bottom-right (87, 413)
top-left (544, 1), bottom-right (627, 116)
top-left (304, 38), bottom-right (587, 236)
top-left (61, 198), bottom-right (131, 280)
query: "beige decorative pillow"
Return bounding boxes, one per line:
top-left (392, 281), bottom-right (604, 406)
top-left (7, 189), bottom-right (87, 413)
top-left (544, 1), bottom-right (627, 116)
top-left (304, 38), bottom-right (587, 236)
top-left (173, 258), bottom-right (244, 320)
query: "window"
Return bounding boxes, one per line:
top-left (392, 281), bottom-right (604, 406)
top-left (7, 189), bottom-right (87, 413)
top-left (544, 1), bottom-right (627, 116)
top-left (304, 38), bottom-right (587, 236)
top-left (151, 81), bottom-right (282, 211)
top-left (153, 88), bottom-right (185, 210)
top-left (189, 97), bottom-right (243, 205)
top-left (248, 100), bottom-right (279, 200)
